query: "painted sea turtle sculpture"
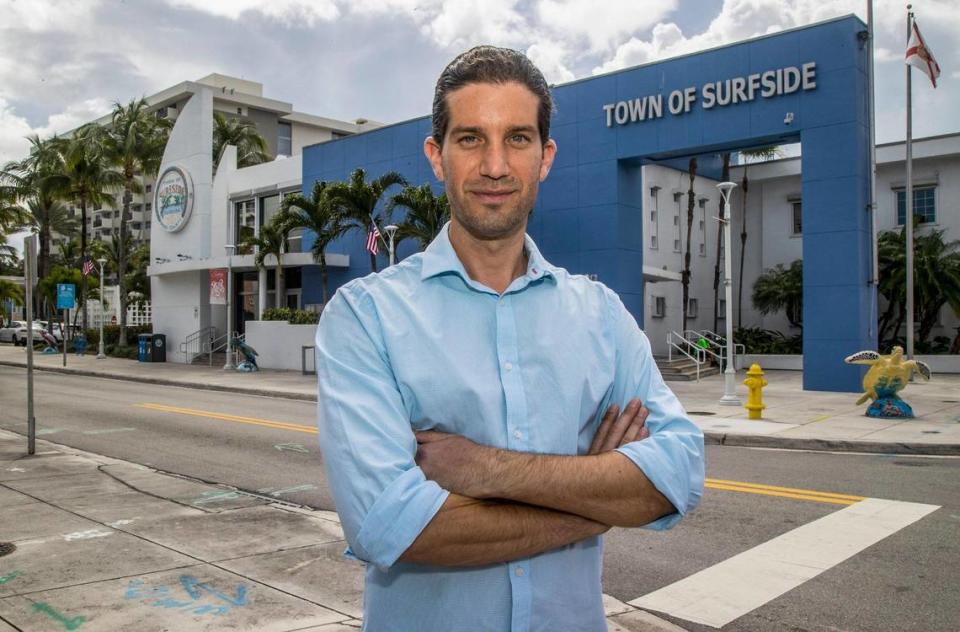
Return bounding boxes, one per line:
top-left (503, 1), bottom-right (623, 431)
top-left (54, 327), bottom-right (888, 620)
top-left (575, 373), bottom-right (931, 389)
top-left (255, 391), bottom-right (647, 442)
top-left (843, 346), bottom-right (931, 418)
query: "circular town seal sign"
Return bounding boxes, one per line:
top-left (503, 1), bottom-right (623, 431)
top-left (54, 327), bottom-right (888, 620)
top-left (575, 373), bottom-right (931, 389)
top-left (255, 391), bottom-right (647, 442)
top-left (154, 166), bottom-right (194, 232)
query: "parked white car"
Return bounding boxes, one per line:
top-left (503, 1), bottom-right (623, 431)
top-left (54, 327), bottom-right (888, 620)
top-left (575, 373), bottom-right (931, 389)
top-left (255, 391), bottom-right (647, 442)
top-left (0, 321), bottom-right (53, 346)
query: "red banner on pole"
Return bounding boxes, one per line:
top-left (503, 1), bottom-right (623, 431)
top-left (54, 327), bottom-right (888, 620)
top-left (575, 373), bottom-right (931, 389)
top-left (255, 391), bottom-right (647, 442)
top-left (209, 269), bottom-right (227, 305)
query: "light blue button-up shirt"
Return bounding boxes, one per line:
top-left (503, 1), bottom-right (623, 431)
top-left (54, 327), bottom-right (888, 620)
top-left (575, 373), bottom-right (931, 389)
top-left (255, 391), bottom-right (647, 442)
top-left (316, 224), bottom-right (704, 632)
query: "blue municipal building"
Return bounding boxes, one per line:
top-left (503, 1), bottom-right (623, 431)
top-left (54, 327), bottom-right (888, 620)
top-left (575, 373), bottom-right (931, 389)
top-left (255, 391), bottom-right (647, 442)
top-left (298, 15), bottom-right (875, 392)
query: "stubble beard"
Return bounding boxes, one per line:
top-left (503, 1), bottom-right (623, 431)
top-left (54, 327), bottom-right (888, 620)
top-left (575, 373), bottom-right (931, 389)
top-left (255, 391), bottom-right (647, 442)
top-left (447, 184), bottom-right (539, 242)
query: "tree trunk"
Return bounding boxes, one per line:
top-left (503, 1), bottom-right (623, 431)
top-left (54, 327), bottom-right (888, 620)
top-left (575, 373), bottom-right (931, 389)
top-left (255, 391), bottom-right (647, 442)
top-left (39, 222), bottom-right (51, 324)
top-left (80, 197), bottom-right (88, 334)
top-left (712, 153), bottom-right (731, 333)
top-left (275, 255), bottom-right (285, 308)
top-left (878, 298), bottom-right (900, 345)
top-left (369, 251), bottom-right (378, 273)
top-left (737, 170), bottom-right (749, 330)
top-left (682, 158), bottom-right (697, 333)
top-left (118, 186), bottom-right (132, 347)
top-left (320, 252), bottom-right (329, 305)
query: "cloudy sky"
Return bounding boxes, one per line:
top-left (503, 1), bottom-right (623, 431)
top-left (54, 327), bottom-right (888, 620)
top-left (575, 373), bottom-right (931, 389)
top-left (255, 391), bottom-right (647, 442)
top-left (1, 0), bottom-right (957, 165)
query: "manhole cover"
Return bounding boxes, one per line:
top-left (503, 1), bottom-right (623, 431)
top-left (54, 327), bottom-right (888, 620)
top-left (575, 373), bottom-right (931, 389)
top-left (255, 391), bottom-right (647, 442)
top-left (688, 411), bottom-right (716, 416)
top-left (0, 542), bottom-right (15, 557)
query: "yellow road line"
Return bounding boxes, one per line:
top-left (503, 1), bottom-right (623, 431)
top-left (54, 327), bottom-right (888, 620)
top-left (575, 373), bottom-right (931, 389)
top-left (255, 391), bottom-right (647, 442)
top-left (705, 477), bottom-right (865, 505)
top-left (136, 403), bottom-right (317, 435)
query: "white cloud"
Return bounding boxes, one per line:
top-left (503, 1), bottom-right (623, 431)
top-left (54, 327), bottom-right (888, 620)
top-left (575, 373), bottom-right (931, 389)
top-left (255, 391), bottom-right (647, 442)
top-left (0, 98), bottom-right (112, 164)
top-left (526, 42), bottom-right (575, 84)
top-left (0, 0), bottom-right (101, 31)
top-left (536, 0), bottom-right (678, 53)
top-left (0, 98), bottom-right (34, 164)
top-left (167, 0), bottom-right (339, 26)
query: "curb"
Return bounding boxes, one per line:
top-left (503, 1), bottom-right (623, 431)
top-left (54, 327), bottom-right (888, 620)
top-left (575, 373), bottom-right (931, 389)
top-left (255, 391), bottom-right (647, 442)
top-left (703, 431), bottom-right (960, 456)
top-left (4, 360), bottom-right (957, 457)
top-left (0, 360), bottom-right (318, 402)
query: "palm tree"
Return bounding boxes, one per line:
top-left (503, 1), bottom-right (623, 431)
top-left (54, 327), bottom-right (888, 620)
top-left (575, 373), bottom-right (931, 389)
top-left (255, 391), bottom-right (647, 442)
top-left (682, 158), bottom-right (697, 332)
top-left (736, 146), bottom-right (779, 329)
top-left (213, 112), bottom-right (269, 170)
top-left (327, 168), bottom-right (408, 272)
top-left (103, 98), bottom-right (169, 347)
top-left (877, 226), bottom-right (960, 348)
top-left (47, 125), bottom-right (123, 333)
top-left (712, 153), bottom-right (731, 334)
top-left (385, 184), bottom-right (451, 252)
top-left (280, 181), bottom-right (348, 305)
top-left (752, 260), bottom-right (803, 330)
top-left (241, 215), bottom-right (291, 309)
top-left (0, 279), bottom-right (24, 308)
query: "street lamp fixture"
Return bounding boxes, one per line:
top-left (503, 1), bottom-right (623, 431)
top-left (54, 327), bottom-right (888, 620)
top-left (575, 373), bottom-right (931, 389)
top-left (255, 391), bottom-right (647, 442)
top-left (224, 244), bottom-right (236, 370)
top-left (96, 258), bottom-right (107, 359)
top-left (384, 225), bottom-right (399, 266)
top-left (716, 181), bottom-right (741, 406)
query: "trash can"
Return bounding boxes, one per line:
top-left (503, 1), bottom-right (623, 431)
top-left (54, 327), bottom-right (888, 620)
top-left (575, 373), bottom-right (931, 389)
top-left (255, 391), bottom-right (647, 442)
top-left (138, 334), bottom-right (152, 362)
top-left (151, 333), bottom-right (166, 363)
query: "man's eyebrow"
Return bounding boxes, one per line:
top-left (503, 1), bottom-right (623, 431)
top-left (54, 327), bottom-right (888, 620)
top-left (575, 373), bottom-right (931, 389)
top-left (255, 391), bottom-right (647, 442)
top-left (448, 125), bottom-right (538, 137)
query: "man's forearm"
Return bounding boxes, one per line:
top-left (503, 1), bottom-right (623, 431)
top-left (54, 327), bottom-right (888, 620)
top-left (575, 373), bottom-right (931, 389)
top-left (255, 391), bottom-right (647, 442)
top-left (398, 493), bottom-right (607, 567)
top-left (482, 450), bottom-right (674, 528)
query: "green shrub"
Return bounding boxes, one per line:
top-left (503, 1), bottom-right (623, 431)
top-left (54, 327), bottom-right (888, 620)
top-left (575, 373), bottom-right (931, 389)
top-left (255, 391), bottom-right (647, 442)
top-left (261, 307), bottom-right (319, 325)
top-left (735, 327), bottom-right (802, 354)
top-left (83, 324), bottom-right (153, 346)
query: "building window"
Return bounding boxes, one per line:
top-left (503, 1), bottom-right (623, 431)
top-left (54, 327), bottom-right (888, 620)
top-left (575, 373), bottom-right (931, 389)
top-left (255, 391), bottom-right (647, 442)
top-left (650, 235), bottom-right (658, 249)
top-left (687, 298), bottom-right (698, 318)
top-left (896, 186), bottom-right (936, 225)
top-left (260, 194), bottom-right (281, 230)
top-left (146, 203), bottom-right (152, 212)
top-left (718, 299), bottom-right (726, 319)
top-left (277, 122), bottom-right (292, 157)
top-left (146, 184), bottom-right (152, 193)
top-left (699, 243), bottom-right (705, 256)
top-left (792, 201), bottom-right (802, 234)
top-left (652, 296), bottom-right (666, 318)
top-left (674, 238), bottom-right (681, 252)
top-left (235, 199), bottom-right (256, 254)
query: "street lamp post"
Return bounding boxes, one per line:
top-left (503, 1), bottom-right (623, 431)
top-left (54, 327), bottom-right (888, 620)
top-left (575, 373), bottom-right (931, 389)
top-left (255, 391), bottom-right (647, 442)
top-left (96, 258), bottom-right (107, 359)
top-left (385, 225), bottom-right (399, 266)
top-left (224, 244), bottom-right (236, 370)
top-left (716, 181), bottom-right (741, 406)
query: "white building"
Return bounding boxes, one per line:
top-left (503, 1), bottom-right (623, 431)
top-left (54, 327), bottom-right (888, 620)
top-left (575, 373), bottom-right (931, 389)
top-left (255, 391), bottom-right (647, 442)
top-left (641, 133), bottom-right (960, 358)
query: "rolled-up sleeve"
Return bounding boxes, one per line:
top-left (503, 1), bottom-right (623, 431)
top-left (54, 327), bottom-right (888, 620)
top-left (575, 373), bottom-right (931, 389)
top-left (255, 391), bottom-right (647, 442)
top-left (604, 290), bottom-right (705, 530)
top-left (315, 287), bottom-right (449, 570)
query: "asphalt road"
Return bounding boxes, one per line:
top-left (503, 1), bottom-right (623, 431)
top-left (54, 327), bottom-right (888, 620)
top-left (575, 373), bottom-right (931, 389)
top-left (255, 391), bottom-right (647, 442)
top-left (1, 364), bottom-right (957, 631)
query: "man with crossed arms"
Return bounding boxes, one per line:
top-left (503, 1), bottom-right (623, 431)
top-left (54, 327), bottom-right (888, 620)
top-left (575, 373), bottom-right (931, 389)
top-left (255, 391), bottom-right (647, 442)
top-left (316, 45), bottom-right (704, 631)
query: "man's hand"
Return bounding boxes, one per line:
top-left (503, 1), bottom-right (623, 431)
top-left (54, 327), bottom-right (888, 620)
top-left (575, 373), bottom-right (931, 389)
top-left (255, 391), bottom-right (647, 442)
top-left (415, 431), bottom-right (494, 498)
top-left (588, 398), bottom-right (650, 455)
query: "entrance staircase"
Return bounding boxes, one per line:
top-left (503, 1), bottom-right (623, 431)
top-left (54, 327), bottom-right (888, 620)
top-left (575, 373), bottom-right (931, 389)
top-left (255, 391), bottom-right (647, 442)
top-left (655, 355), bottom-right (720, 381)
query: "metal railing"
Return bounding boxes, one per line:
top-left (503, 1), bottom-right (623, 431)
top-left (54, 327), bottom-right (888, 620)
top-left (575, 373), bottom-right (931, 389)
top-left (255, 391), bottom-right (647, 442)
top-left (208, 331), bottom-right (244, 366)
top-left (179, 326), bottom-right (216, 365)
top-left (666, 331), bottom-right (707, 382)
top-left (687, 329), bottom-right (744, 370)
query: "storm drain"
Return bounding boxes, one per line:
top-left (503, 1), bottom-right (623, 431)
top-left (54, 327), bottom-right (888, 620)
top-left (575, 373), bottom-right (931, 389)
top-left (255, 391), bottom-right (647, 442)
top-left (0, 542), bottom-right (15, 558)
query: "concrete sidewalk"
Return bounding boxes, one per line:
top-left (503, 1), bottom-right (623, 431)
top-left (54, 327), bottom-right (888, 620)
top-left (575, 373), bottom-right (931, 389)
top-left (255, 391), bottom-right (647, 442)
top-left (0, 430), bottom-right (683, 632)
top-left (1, 344), bottom-right (959, 455)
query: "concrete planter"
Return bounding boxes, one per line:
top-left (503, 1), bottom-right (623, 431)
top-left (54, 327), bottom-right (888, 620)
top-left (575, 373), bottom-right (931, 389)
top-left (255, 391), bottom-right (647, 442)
top-left (740, 354), bottom-right (803, 371)
top-left (244, 320), bottom-right (317, 371)
top-left (740, 353), bottom-right (960, 374)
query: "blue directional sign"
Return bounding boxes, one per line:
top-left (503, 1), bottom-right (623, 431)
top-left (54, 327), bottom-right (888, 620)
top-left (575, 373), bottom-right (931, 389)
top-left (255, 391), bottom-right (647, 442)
top-left (56, 283), bottom-right (76, 310)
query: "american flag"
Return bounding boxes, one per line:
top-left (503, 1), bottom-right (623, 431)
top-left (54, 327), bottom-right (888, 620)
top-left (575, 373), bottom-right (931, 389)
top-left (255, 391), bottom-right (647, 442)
top-left (366, 223), bottom-right (380, 255)
top-left (81, 257), bottom-right (94, 276)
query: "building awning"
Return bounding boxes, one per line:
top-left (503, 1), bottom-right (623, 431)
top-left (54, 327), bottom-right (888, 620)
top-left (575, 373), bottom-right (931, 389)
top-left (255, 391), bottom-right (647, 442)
top-left (643, 265), bottom-right (682, 283)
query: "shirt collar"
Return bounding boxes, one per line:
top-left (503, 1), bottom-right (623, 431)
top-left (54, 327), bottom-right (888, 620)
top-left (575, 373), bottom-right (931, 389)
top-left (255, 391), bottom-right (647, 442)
top-left (420, 221), bottom-right (557, 285)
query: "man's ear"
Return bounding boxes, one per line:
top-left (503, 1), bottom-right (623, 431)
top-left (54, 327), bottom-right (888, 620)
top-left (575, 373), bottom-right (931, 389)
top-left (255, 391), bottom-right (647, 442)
top-left (424, 136), bottom-right (445, 182)
top-left (539, 138), bottom-right (557, 182)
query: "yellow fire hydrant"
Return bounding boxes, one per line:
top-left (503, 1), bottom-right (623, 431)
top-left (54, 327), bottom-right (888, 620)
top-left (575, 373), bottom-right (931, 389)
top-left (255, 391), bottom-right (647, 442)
top-left (743, 363), bottom-right (767, 420)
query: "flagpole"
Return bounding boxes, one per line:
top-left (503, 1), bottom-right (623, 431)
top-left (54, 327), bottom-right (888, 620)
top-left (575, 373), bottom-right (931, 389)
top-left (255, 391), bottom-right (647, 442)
top-left (867, 0), bottom-right (879, 331)
top-left (905, 4), bottom-right (915, 359)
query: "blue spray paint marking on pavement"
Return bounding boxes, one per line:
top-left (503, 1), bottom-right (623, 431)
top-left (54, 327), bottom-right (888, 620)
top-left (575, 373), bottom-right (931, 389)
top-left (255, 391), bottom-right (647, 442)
top-left (124, 575), bottom-right (249, 618)
top-left (31, 602), bottom-right (85, 630)
top-left (0, 570), bottom-right (22, 585)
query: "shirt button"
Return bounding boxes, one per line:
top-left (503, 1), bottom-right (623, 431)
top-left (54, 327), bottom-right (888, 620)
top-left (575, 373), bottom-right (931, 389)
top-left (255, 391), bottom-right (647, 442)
top-left (504, 362), bottom-right (513, 371)
top-left (513, 430), bottom-right (522, 440)
top-left (515, 567), bottom-right (525, 577)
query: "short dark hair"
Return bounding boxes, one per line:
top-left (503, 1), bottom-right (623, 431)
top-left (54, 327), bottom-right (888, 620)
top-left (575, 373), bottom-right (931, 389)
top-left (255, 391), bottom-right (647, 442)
top-left (431, 45), bottom-right (553, 147)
